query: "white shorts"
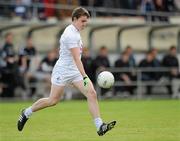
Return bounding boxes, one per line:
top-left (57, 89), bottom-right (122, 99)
top-left (51, 65), bottom-right (83, 86)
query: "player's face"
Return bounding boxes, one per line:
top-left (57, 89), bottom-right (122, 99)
top-left (74, 16), bottom-right (89, 31)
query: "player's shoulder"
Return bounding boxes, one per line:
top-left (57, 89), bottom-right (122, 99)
top-left (64, 24), bottom-right (77, 34)
top-left (64, 24), bottom-right (72, 32)
top-left (63, 24), bottom-right (80, 40)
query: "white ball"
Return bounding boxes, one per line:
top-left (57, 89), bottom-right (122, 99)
top-left (97, 71), bottom-right (115, 89)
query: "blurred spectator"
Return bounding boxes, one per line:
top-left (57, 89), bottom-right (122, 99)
top-left (81, 47), bottom-right (95, 83)
top-left (151, 48), bottom-right (161, 66)
top-left (93, 46), bottom-right (110, 96)
top-left (150, 48), bottom-right (159, 64)
top-left (33, 0), bottom-right (46, 20)
top-left (100, 0), bottom-right (120, 16)
top-left (11, 0), bottom-right (29, 19)
top-left (43, 0), bottom-right (56, 18)
top-left (0, 51), bottom-right (22, 97)
top-left (94, 0), bottom-right (103, 7)
top-left (164, 0), bottom-right (177, 12)
top-left (56, 0), bottom-right (79, 19)
top-left (18, 37), bottom-right (37, 72)
top-left (93, 46), bottom-right (110, 74)
top-left (79, 0), bottom-right (101, 16)
top-left (154, 0), bottom-right (169, 21)
top-left (138, 50), bottom-right (161, 94)
top-left (1, 32), bottom-right (16, 73)
top-left (141, 0), bottom-right (155, 13)
top-left (22, 37), bottom-right (37, 71)
top-left (150, 48), bottom-right (162, 80)
top-left (79, 0), bottom-right (95, 6)
top-left (79, 0), bottom-right (88, 6)
top-left (24, 49), bottom-right (57, 98)
top-left (0, 50), bottom-right (5, 68)
top-left (174, 0), bottom-right (180, 11)
top-left (22, 0), bottom-right (32, 5)
top-left (35, 50), bottom-right (58, 79)
top-left (18, 37), bottom-right (38, 97)
top-left (124, 45), bottom-right (136, 67)
top-left (162, 46), bottom-right (179, 95)
top-left (37, 49), bottom-right (57, 75)
top-left (0, 0), bottom-right (12, 18)
top-left (1, 32), bottom-right (15, 59)
top-left (124, 45), bottom-right (137, 83)
top-left (22, 0), bottom-right (32, 19)
top-left (18, 49), bottom-right (28, 74)
top-left (114, 51), bottom-right (136, 95)
top-left (141, 0), bottom-right (155, 21)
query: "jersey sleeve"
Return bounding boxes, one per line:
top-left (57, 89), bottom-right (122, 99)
top-left (64, 32), bottom-right (80, 49)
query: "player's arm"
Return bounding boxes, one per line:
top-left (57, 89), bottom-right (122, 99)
top-left (70, 47), bottom-right (87, 78)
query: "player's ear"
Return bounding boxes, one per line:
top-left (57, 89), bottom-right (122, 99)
top-left (73, 17), bottom-right (77, 21)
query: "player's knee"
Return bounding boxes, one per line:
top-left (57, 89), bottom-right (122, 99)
top-left (87, 90), bottom-right (97, 101)
top-left (48, 98), bottom-right (59, 106)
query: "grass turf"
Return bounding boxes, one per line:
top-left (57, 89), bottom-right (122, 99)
top-left (0, 99), bottom-right (180, 141)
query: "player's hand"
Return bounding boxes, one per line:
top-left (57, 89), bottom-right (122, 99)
top-left (83, 76), bottom-right (90, 87)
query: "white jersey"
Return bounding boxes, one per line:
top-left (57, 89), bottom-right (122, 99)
top-left (51, 24), bottom-right (83, 86)
top-left (56, 24), bottom-right (83, 71)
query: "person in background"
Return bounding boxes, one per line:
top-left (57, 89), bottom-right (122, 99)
top-left (43, 0), bottom-right (56, 19)
top-left (22, 37), bottom-right (37, 70)
top-left (56, 0), bottom-right (79, 19)
top-left (36, 49), bottom-right (57, 81)
top-left (93, 46), bottom-right (111, 96)
top-left (162, 46), bottom-right (179, 95)
top-left (11, 0), bottom-right (28, 19)
top-left (163, 0), bottom-right (177, 12)
top-left (1, 32), bottom-right (15, 72)
top-left (154, 0), bottom-right (169, 21)
top-left (124, 45), bottom-right (136, 67)
top-left (81, 47), bottom-right (95, 83)
top-left (174, 0), bottom-right (180, 11)
top-left (114, 51), bottom-right (136, 95)
top-left (141, 0), bottom-right (155, 21)
top-left (30, 49), bottom-right (58, 97)
top-left (0, 51), bottom-right (21, 97)
top-left (0, 32), bottom-right (25, 97)
top-left (138, 51), bottom-right (160, 95)
top-left (93, 46), bottom-right (110, 74)
top-left (150, 48), bottom-right (162, 80)
top-left (18, 37), bottom-right (38, 97)
top-left (2, 32), bottom-right (15, 58)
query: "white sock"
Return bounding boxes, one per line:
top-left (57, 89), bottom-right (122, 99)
top-left (94, 117), bottom-right (103, 130)
top-left (24, 106), bottom-right (33, 118)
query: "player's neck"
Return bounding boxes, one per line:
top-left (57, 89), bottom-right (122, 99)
top-left (72, 23), bottom-right (80, 31)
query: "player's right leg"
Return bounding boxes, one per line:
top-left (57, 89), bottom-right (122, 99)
top-left (97, 121), bottom-right (116, 136)
top-left (17, 84), bottom-right (65, 131)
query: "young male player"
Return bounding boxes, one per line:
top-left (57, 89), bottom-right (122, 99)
top-left (17, 7), bottom-right (116, 136)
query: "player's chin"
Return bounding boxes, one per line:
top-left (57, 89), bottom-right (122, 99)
top-left (81, 26), bottom-right (85, 30)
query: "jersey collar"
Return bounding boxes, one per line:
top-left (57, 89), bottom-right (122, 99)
top-left (71, 24), bottom-right (79, 32)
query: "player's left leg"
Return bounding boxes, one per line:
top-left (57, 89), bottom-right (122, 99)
top-left (17, 84), bottom-right (65, 131)
top-left (72, 80), bottom-right (116, 136)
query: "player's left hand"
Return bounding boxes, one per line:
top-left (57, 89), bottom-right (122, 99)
top-left (83, 76), bottom-right (90, 87)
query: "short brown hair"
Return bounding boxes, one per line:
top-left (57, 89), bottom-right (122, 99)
top-left (72, 7), bottom-right (90, 21)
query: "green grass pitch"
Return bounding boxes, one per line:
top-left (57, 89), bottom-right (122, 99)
top-left (0, 99), bottom-right (180, 141)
